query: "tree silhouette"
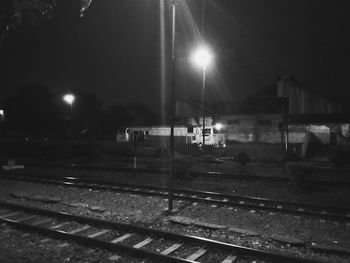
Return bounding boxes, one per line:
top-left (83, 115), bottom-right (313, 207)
top-left (4, 83), bottom-right (64, 138)
top-left (0, 0), bottom-right (92, 47)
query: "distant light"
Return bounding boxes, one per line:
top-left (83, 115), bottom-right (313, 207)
top-left (191, 46), bottom-right (213, 69)
top-left (215, 123), bottom-right (223, 130)
top-left (63, 94), bottom-right (75, 105)
top-left (0, 109), bottom-right (3, 117)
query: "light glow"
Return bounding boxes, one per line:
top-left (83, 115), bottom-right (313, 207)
top-left (191, 46), bottom-right (213, 69)
top-left (63, 94), bottom-right (75, 105)
top-left (215, 123), bottom-right (223, 130)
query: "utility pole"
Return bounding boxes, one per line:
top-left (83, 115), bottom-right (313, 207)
top-left (168, 1), bottom-right (177, 212)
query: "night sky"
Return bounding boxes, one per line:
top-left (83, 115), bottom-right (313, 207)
top-left (0, 0), bottom-right (348, 111)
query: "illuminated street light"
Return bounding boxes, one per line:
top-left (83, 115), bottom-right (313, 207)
top-left (191, 46), bottom-right (213, 70)
top-left (63, 93), bottom-right (75, 116)
top-left (215, 123), bottom-right (223, 131)
top-left (63, 93), bottom-right (75, 139)
top-left (191, 46), bottom-right (213, 146)
top-left (63, 93), bottom-right (75, 106)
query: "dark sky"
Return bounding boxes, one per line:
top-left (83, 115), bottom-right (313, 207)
top-left (0, 0), bottom-right (348, 111)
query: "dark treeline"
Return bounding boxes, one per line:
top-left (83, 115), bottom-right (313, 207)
top-left (1, 83), bottom-right (159, 140)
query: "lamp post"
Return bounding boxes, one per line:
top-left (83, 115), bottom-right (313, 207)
top-left (215, 123), bottom-right (223, 133)
top-left (191, 46), bottom-right (213, 146)
top-left (168, 1), bottom-right (177, 212)
top-left (63, 93), bottom-right (75, 139)
top-left (63, 93), bottom-right (75, 115)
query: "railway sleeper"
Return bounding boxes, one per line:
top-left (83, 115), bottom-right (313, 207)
top-left (0, 202), bottom-right (324, 263)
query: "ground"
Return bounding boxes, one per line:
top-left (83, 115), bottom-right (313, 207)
top-left (0, 156), bottom-right (349, 262)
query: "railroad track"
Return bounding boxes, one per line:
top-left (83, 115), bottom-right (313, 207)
top-left (0, 200), bottom-right (324, 263)
top-left (21, 162), bottom-right (350, 188)
top-left (1, 171), bottom-right (350, 222)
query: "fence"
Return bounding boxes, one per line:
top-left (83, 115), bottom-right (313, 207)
top-left (174, 143), bottom-right (302, 159)
top-left (117, 141), bottom-right (302, 160)
top-left (0, 140), bottom-right (302, 160)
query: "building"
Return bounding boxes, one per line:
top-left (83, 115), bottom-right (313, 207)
top-left (176, 75), bottom-right (350, 156)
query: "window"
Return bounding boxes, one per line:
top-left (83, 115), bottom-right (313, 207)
top-left (187, 127), bottom-right (194, 133)
top-left (204, 128), bottom-right (211, 135)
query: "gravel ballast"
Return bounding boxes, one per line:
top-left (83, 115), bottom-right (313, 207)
top-left (0, 165), bottom-right (350, 262)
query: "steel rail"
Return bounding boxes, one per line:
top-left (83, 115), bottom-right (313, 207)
top-left (2, 170), bottom-right (348, 212)
top-left (0, 214), bottom-right (194, 263)
top-left (0, 201), bottom-right (325, 263)
top-left (1, 172), bottom-right (349, 222)
top-left (21, 162), bottom-right (350, 187)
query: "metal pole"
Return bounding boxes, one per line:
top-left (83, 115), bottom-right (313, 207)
top-left (69, 103), bottom-right (73, 140)
top-left (168, 1), bottom-right (176, 211)
top-left (201, 0), bottom-right (206, 147)
top-left (286, 121), bottom-right (289, 151)
top-left (202, 67), bottom-right (206, 146)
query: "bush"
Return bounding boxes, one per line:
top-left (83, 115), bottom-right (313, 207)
top-left (329, 143), bottom-right (350, 167)
top-left (281, 149), bottom-right (300, 164)
top-left (98, 143), bottom-right (135, 157)
top-left (234, 151), bottom-right (251, 166)
top-left (196, 154), bottom-right (224, 164)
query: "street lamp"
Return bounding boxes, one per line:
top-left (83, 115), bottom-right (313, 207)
top-left (63, 93), bottom-right (75, 139)
top-left (215, 122), bottom-right (223, 132)
top-left (63, 93), bottom-right (75, 114)
top-left (191, 46), bottom-right (213, 146)
top-left (168, 1), bottom-right (177, 212)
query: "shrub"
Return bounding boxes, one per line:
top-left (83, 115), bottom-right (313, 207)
top-left (196, 154), bottom-right (224, 164)
top-left (281, 149), bottom-right (300, 164)
top-left (329, 143), bottom-right (350, 167)
top-left (234, 151), bottom-right (251, 166)
top-left (98, 143), bottom-right (135, 157)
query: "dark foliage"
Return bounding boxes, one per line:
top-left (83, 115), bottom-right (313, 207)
top-left (3, 84), bottom-right (104, 139)
top-left (0, 0), bottom-right (56, 46)
top-left (281, 148), bottom-right (300, 164)
top-left (0, 0), bottom-right (92, 46)
top-left (4, 84), bottom-right (64, 138)
top-left (329, 134), bottom-right (350, 166)
top-left (234, 150), bottom-right (251, 166)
